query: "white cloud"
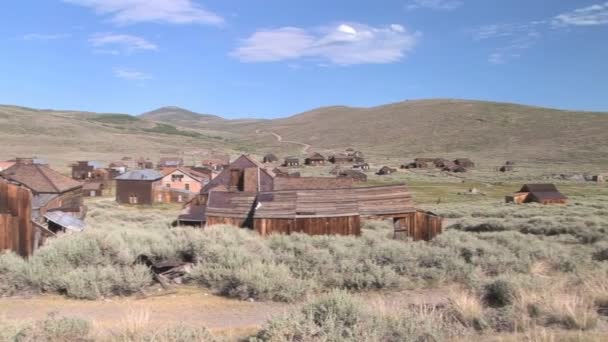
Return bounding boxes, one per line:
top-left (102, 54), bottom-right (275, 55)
top-left (232, 23), bottom-right (419, 66)
top-left (64, 0), bottom-right (223, 25)
top-left (553, 2), bottom-right (608, 26)
top-left (113, 67), bottom-right (152, 81)
top-left (22, 33), bottom-right (70, 40)
top-left (89, 33), bottom-right (157, 54)
top-left (406, 0), bottom-right (463, 11)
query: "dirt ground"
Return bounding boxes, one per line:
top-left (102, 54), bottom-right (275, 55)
top-left (0, 286), bottom-right (452, 338)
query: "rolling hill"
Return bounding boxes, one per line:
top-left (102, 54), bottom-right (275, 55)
top-left (1, 99), bottom-right (607, 170)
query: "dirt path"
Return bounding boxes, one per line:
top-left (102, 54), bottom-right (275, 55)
top-left (0, 287), bottom-right (451, 337)
top-left (258, 130), bottom-right (311, 154)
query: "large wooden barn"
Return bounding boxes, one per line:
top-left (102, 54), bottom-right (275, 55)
top-left (178, 155), bottom-right (443, 241)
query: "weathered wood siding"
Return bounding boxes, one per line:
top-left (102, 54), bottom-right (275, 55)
top-left (116, 179), bottom-right (159, 205)
top-left (0, 181), bottom-right (34, 256)
top-left (394, 211), bottom-right (442, 241)
top-left (254, 215), bottom-right (360, 236)
top-left (207, 215), bottom-right (251, 228)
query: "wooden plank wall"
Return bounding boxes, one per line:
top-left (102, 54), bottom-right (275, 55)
top-left (0, 181), bottom-right (34, 256)
top-left (206, 215), bottom-right (250, 228)
top-left (254, 216), bottom-right (361, 236)
top-left (394, 211), bottom-right (442, 241)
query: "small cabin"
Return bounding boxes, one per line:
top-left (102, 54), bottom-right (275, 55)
top-left (136, 158), bottom-right (154, 169)
top-left (305, 153), bottom-right (326, 166)
top-left (353, 163), bottom-right (370, 171)
top-left (377, 166), bottom-right (397, 175)
top-left (283, 157), bottom-right (300, 167)
top-left (83, 182), bottom-right (103, 197)
top-left (263, 153), bottom-right (278, 163)
top-left (506, 184), bottom-right (567, 205)
top-left (158, 157), bottom-right (184, 170)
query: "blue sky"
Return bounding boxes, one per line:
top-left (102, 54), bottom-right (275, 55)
top-left (0, 0), bottom-right (607, 118)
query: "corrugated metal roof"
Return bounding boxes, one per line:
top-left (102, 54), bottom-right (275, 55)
top-left (44, 211), bottom-right (86, 232)
top-left (115, 169), bottom-right (163, 181)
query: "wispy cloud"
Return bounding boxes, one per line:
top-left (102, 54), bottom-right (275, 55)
top-left (473, 2), bottom-right (608, 64)
top-left (232, 23), bottom-right (419, 66)
top-left (64, 0), bottom-right (223, 25)
top-left (89, 33), bottom-right (157, 55)
top-left (113, 67), bottom-right (152, 81)
top-left (22, 33), bottom-right (71, 41)
top-left (406, 0), bottom-right (463, 11)
top-left (472, 22), bottom-right (543, 64)
top-left (553, 2), bottom-right (608, 26)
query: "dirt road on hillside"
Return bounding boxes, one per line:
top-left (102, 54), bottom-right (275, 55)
top-left (257, 130), bottom-right (311, 154)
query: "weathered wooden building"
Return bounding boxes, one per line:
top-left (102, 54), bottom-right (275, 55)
top-left (337, 170), bottom-right (367, 182)
top-left (506, 184), bottom-right (568, 205)
top-left (273, 168), bottom-right (300, 178)
top-left (203, 155), bottom-right (275, 193)
top-left (109, 161), bottom-right (128, 177)
top-left (115, 169), bottom-right (163, 205)
top-left (262, 153), bottom-right (278, 163)
top-left (352, 163), bottom-right (370, 171)
top-left (83, 182), bottom-right (103, 197)
top-left (377, 166), bottom-right (397, 175)
top-left (158, 157), bottom-right (184, 170)
top-left (136, 158), bottom-right (154, 170)
top-left (0, 178), bottom-right (36, 256)
top-left (283, 157), bottom-right (300, 167)
top-left (304, 153), bottom-right (326, 166)
top-left (1, 158), bottom-right (85, 221)
top-left (71, 161), bottom-right (106, 181)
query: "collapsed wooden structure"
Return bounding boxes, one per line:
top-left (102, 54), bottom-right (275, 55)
top-left (178, 155), bottom-right (443, 241)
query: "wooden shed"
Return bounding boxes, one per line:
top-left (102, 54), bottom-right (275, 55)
top-left (283, 157), bottom-right (300, 167)
top-left (304, 153), bottom-right (326, 166)
top-left (506, 184), bottom-right (568, 205)
top-left (377, 166), bottom-right (397, 175)
top-left (83, 182), bottom-right (103, 197)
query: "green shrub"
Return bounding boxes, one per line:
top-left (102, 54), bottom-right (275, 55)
top-left (14, 313), bottom-right (92, 342)
top-left (483, 279), bottom-right (514, 308)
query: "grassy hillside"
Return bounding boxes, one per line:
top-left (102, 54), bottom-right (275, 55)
top-left (0, 105), bottom-right (243, 171)
top-left (249, 99), bottom-right (608, 162)
top-left (2, 99), bottom-right (608, 171)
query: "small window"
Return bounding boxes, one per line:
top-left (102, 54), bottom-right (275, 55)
top-left (166, 183), bottom-right (171, 188)
top-left (185, 183), bottom-right (190, 191)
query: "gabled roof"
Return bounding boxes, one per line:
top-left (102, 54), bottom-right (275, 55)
top-left (520, 184), bottom-right (559, 193)
top-left (0, 161), bottom-right (16, 171)
top-left (256, 188), bottom-right (358, 219)
top-left (115, 169), bottom-right (163, 181)
top-left (1, 163), bottom-right (83, 193)
top-left (161, 167), bottom-right (208, 181)
top-left (306, 152), bottom-right (325, 160)
top-left (206, 191), bottom-right (257, 218)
